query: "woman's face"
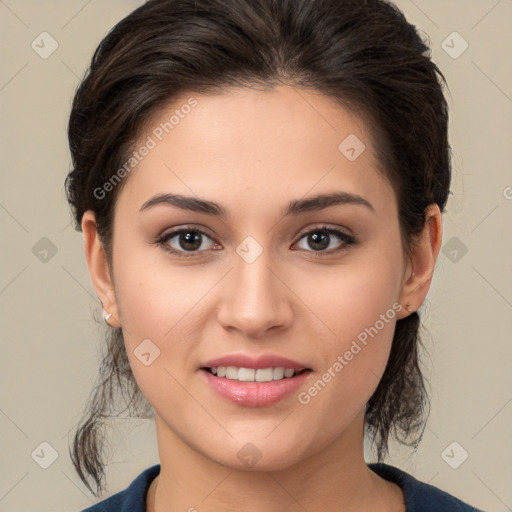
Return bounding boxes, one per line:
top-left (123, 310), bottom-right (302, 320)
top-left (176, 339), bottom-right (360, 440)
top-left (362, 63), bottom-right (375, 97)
top-left (89, 85), bottom-right (420, 470)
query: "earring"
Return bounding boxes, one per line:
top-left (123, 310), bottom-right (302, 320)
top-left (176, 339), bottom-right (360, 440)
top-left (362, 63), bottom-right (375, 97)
top-left (405, 304), bottom-right (414, 313)
top-left (103, 311), bottom-right (113, 326)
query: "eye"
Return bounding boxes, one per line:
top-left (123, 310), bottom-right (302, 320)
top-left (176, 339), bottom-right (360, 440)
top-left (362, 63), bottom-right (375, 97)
top-left (157, 226), bottom-right (218, 258)
top-left (156, 224), bottom-right (356, 258)
top-left (294, 226), bottom-right (355, 255)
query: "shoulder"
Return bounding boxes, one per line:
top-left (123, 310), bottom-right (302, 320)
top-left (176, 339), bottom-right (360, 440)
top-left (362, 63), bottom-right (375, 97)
top-left (77, 464), bottom-right (161, 512)
top-left (368, 462), bottom-right (485, 512)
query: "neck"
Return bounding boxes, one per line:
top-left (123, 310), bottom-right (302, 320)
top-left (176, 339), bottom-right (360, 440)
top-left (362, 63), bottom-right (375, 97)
top-left (147, 411), bottom-right (404, 512)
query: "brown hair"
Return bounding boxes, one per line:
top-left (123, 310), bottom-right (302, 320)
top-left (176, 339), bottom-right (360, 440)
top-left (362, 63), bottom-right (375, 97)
top-left (65, 0), bottom-right (451, 496)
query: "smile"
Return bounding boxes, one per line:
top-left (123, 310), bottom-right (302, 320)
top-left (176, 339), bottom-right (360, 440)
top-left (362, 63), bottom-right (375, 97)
top-left (204, 366), bottom-right (308, 382)
top-left (200, 367), bottom-right (313, 407)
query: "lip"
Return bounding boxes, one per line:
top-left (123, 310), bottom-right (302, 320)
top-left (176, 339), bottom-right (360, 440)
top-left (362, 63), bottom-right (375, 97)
top-left (200, 368), bottom-right (312, 407)
top-left (200, 353), bottom-right (311, 371)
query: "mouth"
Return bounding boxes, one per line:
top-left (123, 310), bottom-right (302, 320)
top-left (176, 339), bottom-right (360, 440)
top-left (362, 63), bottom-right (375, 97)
top-left (199, 366), bottom-right (313, 407)
top-left (201, 366), bottom-right (312, 382)
top-left (199, 354), bottom-right (313, 406)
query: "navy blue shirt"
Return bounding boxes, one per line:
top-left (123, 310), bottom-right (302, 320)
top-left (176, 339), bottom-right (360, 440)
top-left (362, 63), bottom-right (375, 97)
top-left (79, 463), bottom-right (484, 511)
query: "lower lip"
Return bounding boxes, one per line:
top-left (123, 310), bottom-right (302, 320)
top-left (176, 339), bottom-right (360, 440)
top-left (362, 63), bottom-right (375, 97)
top-left (200, 369), bottom-right (312, 407)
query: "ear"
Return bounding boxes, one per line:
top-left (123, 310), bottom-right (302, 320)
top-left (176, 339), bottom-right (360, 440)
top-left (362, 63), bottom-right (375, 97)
top-left (397, 204), bottom-right (443, 319)
top-left (81, 210), bottom-right (121, 327)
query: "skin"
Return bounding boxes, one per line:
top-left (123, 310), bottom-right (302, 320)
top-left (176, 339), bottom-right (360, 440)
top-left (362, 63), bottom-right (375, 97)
top-left (82, 85), bottom-right (442, 511)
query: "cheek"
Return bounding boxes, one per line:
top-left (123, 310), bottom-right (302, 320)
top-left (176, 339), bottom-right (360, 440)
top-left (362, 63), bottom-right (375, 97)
top-left (114, 262), bottom-right (200, 410)
top-left (305, 244), bottom-right (403, 344)
top-left (294, 244), bottom-right (404, 407)
top-left (112, 238), bottom-right (202, 336)
top-left (111, 244), bottom-right (218, 403)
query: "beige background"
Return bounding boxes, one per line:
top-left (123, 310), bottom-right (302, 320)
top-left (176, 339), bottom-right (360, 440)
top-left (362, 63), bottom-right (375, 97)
top-left (1, 0), bottom-right (511, 511)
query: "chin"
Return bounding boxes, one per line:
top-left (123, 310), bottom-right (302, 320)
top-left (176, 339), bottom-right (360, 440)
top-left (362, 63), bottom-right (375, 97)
top-left (204, 438), bottom-right (310, 473)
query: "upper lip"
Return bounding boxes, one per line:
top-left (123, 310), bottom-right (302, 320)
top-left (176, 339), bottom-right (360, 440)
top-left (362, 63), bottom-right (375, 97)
top-left (201, 353), bottom-right (311, 371)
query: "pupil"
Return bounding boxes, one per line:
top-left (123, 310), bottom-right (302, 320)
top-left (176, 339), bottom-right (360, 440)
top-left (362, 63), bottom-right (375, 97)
top-left (309, 231), bottom-right (329, 251)
top-left (181, 232), bottom-right (201, 250)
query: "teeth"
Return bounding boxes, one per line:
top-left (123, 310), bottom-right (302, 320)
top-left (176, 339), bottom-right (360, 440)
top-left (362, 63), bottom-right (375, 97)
top-left (273, 367), bottom-right (284, 380)
top-left (209, 366), bottom-right (301, 382)
top-left (238, 368), bottom-right (256, 381)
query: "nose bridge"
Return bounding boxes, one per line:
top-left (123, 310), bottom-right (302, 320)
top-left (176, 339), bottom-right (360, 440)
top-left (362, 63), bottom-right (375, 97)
top-left (217, 237), bottom-right (292, 336)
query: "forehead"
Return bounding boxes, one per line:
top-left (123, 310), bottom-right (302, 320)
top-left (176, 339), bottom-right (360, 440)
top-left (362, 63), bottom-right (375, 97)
top-left (116, 85), bottom-right (395, 217)
top-left (145, 85), bottom-right (372, 157)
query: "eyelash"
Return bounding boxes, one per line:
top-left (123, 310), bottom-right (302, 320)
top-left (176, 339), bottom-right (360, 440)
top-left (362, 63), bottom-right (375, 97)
top-left (156, 224), bottom-right (357, 259)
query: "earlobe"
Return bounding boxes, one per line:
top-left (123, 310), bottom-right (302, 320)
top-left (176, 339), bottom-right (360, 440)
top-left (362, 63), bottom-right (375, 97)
top-left (81, 210), bottom-right (121, 328)
top-left (397, 204), bottom-right (443, 319)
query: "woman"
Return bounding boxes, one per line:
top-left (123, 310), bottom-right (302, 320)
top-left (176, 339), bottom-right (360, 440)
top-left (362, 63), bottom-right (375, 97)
top-left (65, 0), bottom-right (483, 510)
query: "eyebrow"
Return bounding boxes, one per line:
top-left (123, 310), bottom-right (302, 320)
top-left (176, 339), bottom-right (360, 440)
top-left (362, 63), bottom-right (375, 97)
top-left (139, 191), bottom-right (375, 218)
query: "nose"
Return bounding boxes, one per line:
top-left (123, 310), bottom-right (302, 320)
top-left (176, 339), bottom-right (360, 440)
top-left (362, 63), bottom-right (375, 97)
top-left (216, 247), bottom-right (294, 339)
